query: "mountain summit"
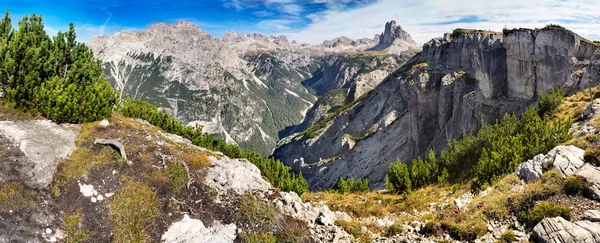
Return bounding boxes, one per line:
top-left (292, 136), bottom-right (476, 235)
top-left (369, 20), bottom-right (419, 53)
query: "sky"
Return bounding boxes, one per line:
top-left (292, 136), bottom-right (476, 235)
top-left (2, 0), bottom-right (600, 45)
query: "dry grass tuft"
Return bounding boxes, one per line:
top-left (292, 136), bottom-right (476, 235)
top-left (106, 178), bottom-right (158, 243)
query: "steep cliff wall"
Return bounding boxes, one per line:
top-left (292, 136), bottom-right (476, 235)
top-left (273, 28), bottom-right (600, 189)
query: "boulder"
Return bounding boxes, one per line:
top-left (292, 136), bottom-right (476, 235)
top-left (161, 215), bottom-right (236, 243)
top-left (552, 146), bottom-right (586, 176)
top-left (516, 153), bottom-right (551, 182)
top-left (204, 157), bottom-right (271, 197)
top-left (532, 215), bottom-right (600, 243)
top-left (575, 164), bottom-right (600, 201)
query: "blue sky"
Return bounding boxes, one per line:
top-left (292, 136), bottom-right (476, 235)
top-left (3, 0), bottom-right (600, 45)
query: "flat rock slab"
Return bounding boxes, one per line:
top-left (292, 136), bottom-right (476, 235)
top-left (0, 120), bottom-right (77, 189)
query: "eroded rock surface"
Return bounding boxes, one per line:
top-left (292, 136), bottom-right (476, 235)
top-left (161, 215), bottom-right (237, 243)
top-left (0, 120), bottom-right (77, 189)
top-left (532, 212), bottom-right (600, 243)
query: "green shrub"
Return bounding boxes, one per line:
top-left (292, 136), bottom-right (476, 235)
top-left (236, 194), bottom-right (278, 232)
top-left (0, 12), bottom-right (116, 123)
top-left (538, 87), bottom-right (565, 116)
top-left (498, 230), bottom-right (516, 243)
top-left (386, 159), bottom-right (411, 194)
top-left (336, 177), bottom-right (370, 194)
top-left (410, 158), bottom-right (430, 188)
top-left (564, 175), bottom-right (585, 195)
top-left (527, 201), bottom-right (571, 227)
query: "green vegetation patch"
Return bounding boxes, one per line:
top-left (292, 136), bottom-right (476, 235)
top-left (51, 147), bottom-right (112, 196)
top-left (63, 211), bottom-right (89, 243)
top-left (335, 177), bottom-right (369, 194)
top-left (106, 178), bottom-right (158, 243)
top-left (167, 160), bottom-right (188, 193)
top-left (0, 182), bottom-right (36, 212)
top-left (525, 201), bottom-right (571, 227)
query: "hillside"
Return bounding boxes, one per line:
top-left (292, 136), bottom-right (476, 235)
top-left (274, 26), bottom-right (600, 190)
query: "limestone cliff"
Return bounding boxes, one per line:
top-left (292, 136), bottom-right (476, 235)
top-left (273, 27), bottom-right (600, 189)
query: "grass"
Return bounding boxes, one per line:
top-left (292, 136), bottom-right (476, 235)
top-left (63, 211), bottom-right (89, 243)
top-left (335, 220), bottom-right (378, 243)
top-left (106, 178), bottom-right (158, 243)
top-left (51, 147), bottom-right (113, 196)
top-left (236, 194), bottom-right (278, 232)
top-left (176, 148), bottom-right (211, 170)
top-left (0, 182), bottom-right (36, 212)
top-left (167, 160), bottom-right (188, 193)
top-left (526, 201), bottom-right (571, 227)
top-left (450, 28), bottom-right (497, 38)
top-left (241, 233), bottom-right (277, 243)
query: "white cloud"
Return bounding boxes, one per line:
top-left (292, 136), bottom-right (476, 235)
top-left (282, 0), bottom-right (600, 45)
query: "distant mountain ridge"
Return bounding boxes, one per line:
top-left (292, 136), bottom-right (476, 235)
top-left (88, 20), bottom-right (419, 155)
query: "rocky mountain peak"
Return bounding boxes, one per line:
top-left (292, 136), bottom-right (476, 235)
top-left (369, 20), bottom-right (419, 54)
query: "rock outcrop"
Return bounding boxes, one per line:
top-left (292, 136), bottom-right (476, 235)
top-left (369, 20), bottom-right (419, 54)
top-left (275, 28), bottom-right (600, 189)
top-left (161, 215), bottom-right (237, 243)
top-left (0, 120), bottom-right (77, 189)
top-left (531, 211), bottom-right (600, 243)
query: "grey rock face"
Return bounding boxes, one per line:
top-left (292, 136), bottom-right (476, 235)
top-left (516, 153), bottom-right (552, 182)
top-left (532, 215), bottom-right (600, 243)
top-left (552, 145), bottom-right (586, 176)
top-left (575, 164), bottom-right (600, 201)
top-left (275, 28), bottom-right (600, 189)
top-left (0, 120), bottom-right (77, 189)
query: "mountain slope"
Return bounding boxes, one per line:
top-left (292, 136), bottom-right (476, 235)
top-left (89, 20), bottom-right (418, 155)
top-left (274, 27), bottom-right (600, 189)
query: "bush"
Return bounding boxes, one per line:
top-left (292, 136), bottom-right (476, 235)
top-left (538, 87), bottom-right (565, 116)
top-left (410, 158), bottom-right (430, 188)
top-left (336, 177), bottom-right (369, 194)
top-left (544, 24), bottom-right (567, 30)
top-left (386, 159), bottom-right (411, 194)
top-left (236, 194), bottom-right (278, 232)
top-left (527, 201), bottom-right (571, 227)
top-left (167, 161), bottom-right (188, 193)
top-left (564, 175), bottom-right (585, 195)
top-left (0, 12), bottom-right (116, 123)
top-left (498, 230), bottom-right (516, 243)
